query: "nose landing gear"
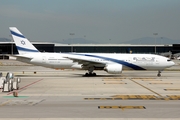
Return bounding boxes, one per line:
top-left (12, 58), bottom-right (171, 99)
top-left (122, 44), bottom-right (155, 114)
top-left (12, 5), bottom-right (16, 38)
top-left (157, 70), bottom-right (161, 77)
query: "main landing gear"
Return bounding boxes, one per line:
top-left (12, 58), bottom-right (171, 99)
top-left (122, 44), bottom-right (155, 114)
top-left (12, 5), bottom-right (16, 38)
top-left (157, 70), bottom-right (161, 77)
top-left (84, 72), bottom-right (96, 76)
top-left (84, 66), bottom-right (97, 76)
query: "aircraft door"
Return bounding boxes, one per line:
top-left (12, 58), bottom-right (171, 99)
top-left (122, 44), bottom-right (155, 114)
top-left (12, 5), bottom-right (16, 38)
top-left (42, 56), bottom-right (46, 63)
top-left (154, 58), bottom-right (159, 65)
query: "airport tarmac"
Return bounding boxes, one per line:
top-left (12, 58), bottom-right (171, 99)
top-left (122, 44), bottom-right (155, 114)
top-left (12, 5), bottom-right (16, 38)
top-left (0, 60), bottom-right (180, 120)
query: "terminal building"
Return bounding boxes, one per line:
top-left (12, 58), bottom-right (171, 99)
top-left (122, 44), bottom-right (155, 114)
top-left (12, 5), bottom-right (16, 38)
top-left (0, 42), bottom-right (179, 59)
top-left (54, 44), bottom-right (172, 53)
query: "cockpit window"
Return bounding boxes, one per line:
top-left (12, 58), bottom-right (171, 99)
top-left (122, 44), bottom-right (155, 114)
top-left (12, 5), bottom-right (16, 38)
top-left (167, 59), bottom-right (171, 61)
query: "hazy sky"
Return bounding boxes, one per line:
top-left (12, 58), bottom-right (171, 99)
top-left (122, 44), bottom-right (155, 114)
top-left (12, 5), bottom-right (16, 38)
top-left (0, 0), bottom-right (180, 43)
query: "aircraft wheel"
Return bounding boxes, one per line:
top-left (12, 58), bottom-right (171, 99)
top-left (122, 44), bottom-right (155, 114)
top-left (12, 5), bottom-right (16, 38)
top-left (92, 73), bottom-right (96, 76)
top-left (85, 73), bottom-right (89, 76)
top-left (157, 73), bottom-right (161, 77)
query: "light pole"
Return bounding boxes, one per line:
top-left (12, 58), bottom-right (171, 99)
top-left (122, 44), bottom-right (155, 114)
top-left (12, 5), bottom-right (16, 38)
top-left (160, 37), bottom-right (163, 45)
top-left (69, 33), bottom-right (75, 52)
top-left (153, 33), bottom-right (158, 54)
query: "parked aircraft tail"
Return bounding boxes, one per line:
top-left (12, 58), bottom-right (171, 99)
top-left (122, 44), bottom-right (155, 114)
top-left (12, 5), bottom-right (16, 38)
top-left (9, 27), bottom-right (39, 55)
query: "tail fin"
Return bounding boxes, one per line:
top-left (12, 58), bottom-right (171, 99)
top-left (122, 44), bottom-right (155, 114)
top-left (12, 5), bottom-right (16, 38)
top-left (9, 27), bottom-right (40, 55)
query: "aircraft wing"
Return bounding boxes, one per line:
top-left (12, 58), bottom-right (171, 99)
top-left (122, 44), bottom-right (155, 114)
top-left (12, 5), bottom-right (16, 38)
top-left (64, 56), bottom-right (106, 66)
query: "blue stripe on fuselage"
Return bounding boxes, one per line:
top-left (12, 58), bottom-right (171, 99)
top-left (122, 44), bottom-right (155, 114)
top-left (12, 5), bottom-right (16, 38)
top-left (17, 46), bottom-right (39, 53)
top-left (10, 30), bottom-right (26, 38)
top-left (73, 53), bottom-right (146, 70)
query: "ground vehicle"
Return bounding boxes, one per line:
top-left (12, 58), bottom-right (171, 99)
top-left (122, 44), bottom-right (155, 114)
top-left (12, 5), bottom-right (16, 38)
top-left (0, 72), bottom-right (21, 92)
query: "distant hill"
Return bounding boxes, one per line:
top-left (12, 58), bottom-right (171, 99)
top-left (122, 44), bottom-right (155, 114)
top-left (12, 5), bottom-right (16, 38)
top-left (0, 37), bottom-right (98, 44)
top-left (58, 38), bottom-right (99, 44)
top-left (122, 37), bottom-right (180, 45)
top-left (1, 37), bottom-right (180, 45)
top-left (0, 38), bottom-right (11, 42)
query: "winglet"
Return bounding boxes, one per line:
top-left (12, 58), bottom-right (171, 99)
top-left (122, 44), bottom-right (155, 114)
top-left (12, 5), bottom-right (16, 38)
top-left (9, 27), bottom-right (40, 55)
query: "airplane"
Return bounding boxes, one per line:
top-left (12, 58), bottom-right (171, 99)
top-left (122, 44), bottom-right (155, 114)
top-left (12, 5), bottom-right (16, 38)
top-left (9, 27), bottom-right (175, 77)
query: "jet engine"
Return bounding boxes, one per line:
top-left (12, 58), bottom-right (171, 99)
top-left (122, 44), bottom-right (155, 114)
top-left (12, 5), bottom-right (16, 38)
top-left (104, 64), bottom-right (123, 74)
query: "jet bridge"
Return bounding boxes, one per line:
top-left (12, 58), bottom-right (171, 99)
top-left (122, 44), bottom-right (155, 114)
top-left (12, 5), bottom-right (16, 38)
top-left (0, 72), bottom-right (21, 92)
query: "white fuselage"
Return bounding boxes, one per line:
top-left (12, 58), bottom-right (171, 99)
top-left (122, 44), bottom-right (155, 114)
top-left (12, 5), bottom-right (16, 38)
top-left (16, 53), bottom-right (175, 71)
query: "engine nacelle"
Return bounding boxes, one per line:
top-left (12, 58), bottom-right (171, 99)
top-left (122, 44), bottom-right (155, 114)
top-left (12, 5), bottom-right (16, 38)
top-left (104, 64), bottom-right (122, 74)
top-left (71, 64), bottom-right (83, 69)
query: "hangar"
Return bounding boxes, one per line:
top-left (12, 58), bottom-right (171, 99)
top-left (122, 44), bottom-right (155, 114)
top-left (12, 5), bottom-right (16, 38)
top-left (0, 41), bottom-right (179, 59)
